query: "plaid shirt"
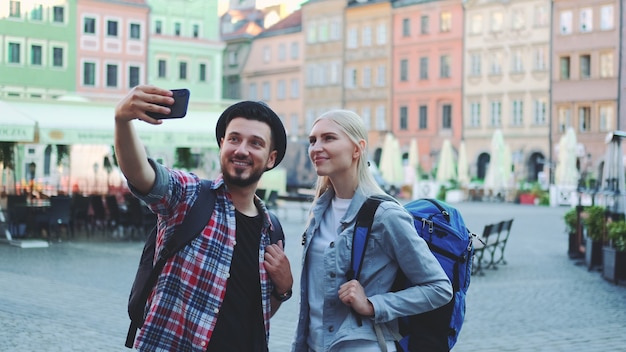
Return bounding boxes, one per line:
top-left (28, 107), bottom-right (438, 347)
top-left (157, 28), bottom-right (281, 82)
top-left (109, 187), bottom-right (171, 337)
top-left (131, 160), bottom-right (276, 351)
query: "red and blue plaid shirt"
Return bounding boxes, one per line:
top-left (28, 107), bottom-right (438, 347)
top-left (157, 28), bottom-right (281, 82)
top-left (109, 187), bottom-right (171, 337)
top-left (131, 161), bottom-right (276, 351)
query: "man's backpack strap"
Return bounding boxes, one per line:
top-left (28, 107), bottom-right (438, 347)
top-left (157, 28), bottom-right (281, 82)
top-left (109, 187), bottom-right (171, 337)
top-left (268, 211), bottom-right (285, 245)
top-left (125, 179), bottom-right (216, 348)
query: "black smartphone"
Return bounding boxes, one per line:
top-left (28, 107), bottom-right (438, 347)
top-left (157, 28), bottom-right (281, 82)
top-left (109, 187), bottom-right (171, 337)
top-left (147, 88), bottom-right (190, 119)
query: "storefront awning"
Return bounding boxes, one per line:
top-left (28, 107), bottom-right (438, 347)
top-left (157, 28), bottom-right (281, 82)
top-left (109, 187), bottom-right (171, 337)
top-left (0, 101), bottom-right (37, 142)
top-left (7, 101), bottom-right (219, 148)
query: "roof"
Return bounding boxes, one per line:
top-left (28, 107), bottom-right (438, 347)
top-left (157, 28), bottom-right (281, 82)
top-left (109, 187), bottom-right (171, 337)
top-left (256, 9), bottom-right (302, 38)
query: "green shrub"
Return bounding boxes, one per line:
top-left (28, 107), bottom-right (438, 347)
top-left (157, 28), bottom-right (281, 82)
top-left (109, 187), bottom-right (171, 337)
top-left (564, 208), bottom-right (578, 233)
top-left (583, 206), bottom-right (606, 241)
top-left (607, 220), bottom-right (626, 251)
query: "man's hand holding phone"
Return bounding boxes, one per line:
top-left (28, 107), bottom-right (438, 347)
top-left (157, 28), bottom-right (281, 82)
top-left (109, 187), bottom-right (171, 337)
top-left (114, 86), bottom-right (190, 125)
top-left (146, 88), bottom-right (190, 119)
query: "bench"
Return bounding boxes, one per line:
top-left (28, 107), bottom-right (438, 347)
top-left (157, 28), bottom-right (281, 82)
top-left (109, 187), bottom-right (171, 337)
top-left (472, 218), bottom-right (514, 275)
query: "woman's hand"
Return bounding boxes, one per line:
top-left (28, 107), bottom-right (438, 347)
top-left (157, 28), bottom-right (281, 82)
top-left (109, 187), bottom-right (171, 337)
top-left (339, 279), bottom-right (374, 317)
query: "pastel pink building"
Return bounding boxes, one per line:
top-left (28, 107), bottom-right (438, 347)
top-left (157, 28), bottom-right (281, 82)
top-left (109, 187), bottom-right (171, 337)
top-left (76, 0), bottom-right (149, 101)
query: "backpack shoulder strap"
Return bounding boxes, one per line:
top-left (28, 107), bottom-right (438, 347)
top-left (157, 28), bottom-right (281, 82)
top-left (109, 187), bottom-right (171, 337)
top-left (268, 211), bottom-right (285, 245)
top-left (348, 197), bottom-right (383, 281)
top-left (158, 179), bottom-right (216, 260)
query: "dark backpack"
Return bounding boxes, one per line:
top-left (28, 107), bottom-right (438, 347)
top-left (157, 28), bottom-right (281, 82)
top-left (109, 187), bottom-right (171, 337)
top-left (352, 197), bottom-right (474, 352)
top-left (125, 180), bottom-right (285, 348)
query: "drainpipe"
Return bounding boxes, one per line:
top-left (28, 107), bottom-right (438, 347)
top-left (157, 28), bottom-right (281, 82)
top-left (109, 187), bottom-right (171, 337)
top-left (618, 0), bottom-right (623, 130)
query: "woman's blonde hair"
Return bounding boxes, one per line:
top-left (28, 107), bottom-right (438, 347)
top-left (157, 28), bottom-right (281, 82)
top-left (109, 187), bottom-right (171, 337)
top-left (310, 109), bottom-right (385, 200)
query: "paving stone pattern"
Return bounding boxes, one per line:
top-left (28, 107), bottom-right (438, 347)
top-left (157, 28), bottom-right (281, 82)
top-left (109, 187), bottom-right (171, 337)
top-left (1, 201), bottom-right (625, 351)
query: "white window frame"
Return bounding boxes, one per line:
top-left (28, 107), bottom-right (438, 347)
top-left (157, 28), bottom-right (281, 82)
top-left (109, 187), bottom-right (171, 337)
top-left (277, 79), bottom-right (286, 100)
top-left (28, 39), bottom-right (47, 67)
top-left (490, 101), bottom-right (502, 127)
top-left (579, 8), bottom-right (593, 33)
top-left (600, 5), bottom-right (614, 30)
top-left (376, 65), bottom-right (385, 87)
top-left (7, 37), bottom-right (25, 66)
top-left (560, 11), bottom-right (572, 35)
top-left (376, 23), bottom-right (387, 45)
top-left (533, 99), bottom-right (546, 125)
top-left (105, 61), bottom-right (120, 88)
top-left (347, 27), bottom-right (358, 49)
top-left (470, 102), bottom-right (481, 127)
top-left (600, 52), bottom-right (614, 78)
top-left (81, 59), bottom-right (98, 87)
top-left (362, 66), bottom-right (371, 88)
top-left (290, 78), bottom-right (299, 98)
top-left (511, 99), bottom-right (523, 126)
top-left (376, 105), bottom-right (386, 130)
top-left (362, 26), bottom-right (372, 47)
top-left (50, 42), bottom-right (67, 69)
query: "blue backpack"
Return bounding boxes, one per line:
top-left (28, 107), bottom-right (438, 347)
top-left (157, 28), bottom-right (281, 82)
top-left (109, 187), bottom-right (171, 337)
top-left (352, 197), bottom-right (474, 352)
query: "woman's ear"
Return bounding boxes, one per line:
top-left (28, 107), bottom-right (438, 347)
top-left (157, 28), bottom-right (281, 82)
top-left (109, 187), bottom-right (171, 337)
top-left (354, 139), bottom-right (366, 159)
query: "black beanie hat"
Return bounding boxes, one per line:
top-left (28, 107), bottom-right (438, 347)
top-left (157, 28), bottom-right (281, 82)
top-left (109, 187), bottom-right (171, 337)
top-left (215, 101), bottom-right (287, 170)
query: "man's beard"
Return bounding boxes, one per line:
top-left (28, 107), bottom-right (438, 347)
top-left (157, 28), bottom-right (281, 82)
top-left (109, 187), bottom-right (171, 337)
top-left (221, 163), bottom-right (264, 187)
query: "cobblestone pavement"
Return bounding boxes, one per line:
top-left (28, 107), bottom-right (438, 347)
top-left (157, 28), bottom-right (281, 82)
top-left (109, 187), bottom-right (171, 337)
top-left (1, 201), bottom-right (625, 351)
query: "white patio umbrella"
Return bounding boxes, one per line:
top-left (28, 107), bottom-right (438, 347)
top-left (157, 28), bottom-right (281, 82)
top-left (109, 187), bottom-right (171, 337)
top-left (404, 138), bottom-right (420, 184)
top-left (457, 141), bottom-right (470, 187)
top-left (379, 133), bottom-right (404, 186)
top-left (484, 129), bottom-right (510, 194)
top-left (555, 127), bottom-right (579, 187)
top-left (436, 139), bottom-right (457, 183)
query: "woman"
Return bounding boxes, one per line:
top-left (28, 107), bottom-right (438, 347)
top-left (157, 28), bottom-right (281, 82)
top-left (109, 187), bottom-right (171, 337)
top-left (292, 110), bottom-right (452, 352)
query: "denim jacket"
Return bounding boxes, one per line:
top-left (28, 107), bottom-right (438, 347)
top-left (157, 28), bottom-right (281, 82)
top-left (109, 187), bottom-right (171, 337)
top-left (292, 187), bottom-right (453, 352)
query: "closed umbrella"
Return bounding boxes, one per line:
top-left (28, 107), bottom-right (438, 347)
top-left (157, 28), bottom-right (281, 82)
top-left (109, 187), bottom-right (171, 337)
top-left (458, 141), bottom-right (470, 187)
top-left (436, 139), bottom-right (457, 183)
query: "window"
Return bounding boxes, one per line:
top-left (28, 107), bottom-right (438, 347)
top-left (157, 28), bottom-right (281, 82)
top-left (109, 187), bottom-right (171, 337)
top-left (470, 53), bottom-right (481, 76)
top-left (440, 55), bottom-right (450, 78)
top-left (511, 100), bottom-right (523, 126)
top-left (376, 105), bottom-right (386, 130)
top-left (599, 105), bottom-right (613, 132)
top-left (421, 15), bottom-right (429, 34)
top-left (194, 63), bottom-right (204, 82)
top-left (419, 57), bottom-right (428, 80)
top-left (318, 22), bottom-right (329, 42)
top-left (376, 65), bottom-right (385, 87)
top-left (83, 62), bottom-right (96, 86)
top-left (307, 22), bottom-right (317, 43)
top-left (490, 52), bottom-right (502, 75)
top-left (130, 23), bottom-right (141, 40)
top-left (377, 23), bottom-right (387, 45)
top-left (278, 43), bottom-right (286, 61)
top-left (579, 107), bottom-right (591, 132)
top-left (277, 80), bottom-right (285, 100)
top-left (158, 59), bottom-right (166, 78)
top-left (362, 26), bottom-right (372, 46)
top-left (442, 104), bottom-right (452, 129)
top-left (10, 1), bottom-right (20, 18)
top-left (440, 12), bottom-right (451, 32)
top-left (533, 99), bottom-right (546, 125)
top-left (31, 5), bottom-right (43, 21)
top-left (175, 23), bottom-right (181, 36)
top-left (249, 83), bottom-right (257, 100)
top-left (560, 11), bottom-right (572, 34)
top-left (228, 51), bottom-right (238, 66)
top-left (363, 67), bottom-right (371, 88)
top-left (400, 59), bottom-right (408, 81)
top-left (512, 8), bottom-right (525, 30)
top-left (419, 105), bottom-right (428, 129)
top-left (84, 18), bottom-right (96, 34)
top-left (557, 107), bottom-right (571, 132)
top-left (362, 106), bottom-right (371, 130)
top-left (347, 28), bottom-right (358, 48)
top-left (470, 14), bottom-right (483, 34)
top-left (262, 82), bottom-right (270, 101)
top-left (534, 5), bottom-right (548, 27)
top-left (290, 114), bottom-right (299, 137)
top-left (580, 54), bottom-right (591, 79)
top-left (129, 66), bottom-right (140, 88)
top-left (31, 45), bottom-right (42, 66)
top-left (601, 5), bottom-right (614, 30)
top-left (533, 47), bottom-right (547, 71)
top-left (179, 62), bottom-right (187, 80)
top-left (560, 56), bottom-right (570, 79)
top-left (290, 78), bottom-right (299, 98)
top-left (193, 24), bottom-right (199, 38)
top-left (52, 6), bottom-right (64, 23)
top-left (52, 47), bottom-right (63, 67)
top-left (291, 42), bottom-right (299, 59)
top-left (511, 49), bottom-right (523, 73)
top-left (345, 67), bottom-right (357, 88)
top-left (490, 101), bottom-right (502, 127)
top-left (106, 64), bottom-right (118, 87)
top-left (330, 19), bottom-right (341, 41)
top-left (8, 43), bottom-right (20, 64)
top-left (155, 20), bottom-right (162, 34)
top-left (600, 52), bottom-right (614, 78)
top-left (400, 106), bottom-right (408, 130)
top-left (107, 20), bottom-right (118, 37)
top-left (402, 18), bottom-right (410, 37)
top-left (470, 102), bottom-right (481, 127)
top-left (580, 8), bottom-right (592, 32)
top-left (490, 12), bottom-right (503, 32)
top-left (263, 46), bottom-right (271, 63)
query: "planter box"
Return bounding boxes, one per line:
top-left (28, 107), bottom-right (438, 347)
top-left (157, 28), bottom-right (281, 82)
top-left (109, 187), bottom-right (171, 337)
top-left (568, 232), bottom-right (583, 259)
top-left (445, 189), bottom-right (465, 203)
top-left (602, 246), bottom-right (626, 284)
top-left (585, 237), bottom-right (603, 270)
top-left (519, 193), bottom-right (536, 205)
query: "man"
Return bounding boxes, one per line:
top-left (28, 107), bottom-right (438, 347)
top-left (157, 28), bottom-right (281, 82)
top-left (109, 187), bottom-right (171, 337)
top-left (115, 85), bottom-right (293, 351)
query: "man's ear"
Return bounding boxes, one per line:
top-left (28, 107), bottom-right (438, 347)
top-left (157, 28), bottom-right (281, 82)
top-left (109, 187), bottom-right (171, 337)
top-left (265, 149), bottom-right (277, 170)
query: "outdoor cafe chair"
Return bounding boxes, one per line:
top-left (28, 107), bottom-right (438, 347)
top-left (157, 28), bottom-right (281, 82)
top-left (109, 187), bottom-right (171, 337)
top-left (45, 196), bottom-right (72, 242)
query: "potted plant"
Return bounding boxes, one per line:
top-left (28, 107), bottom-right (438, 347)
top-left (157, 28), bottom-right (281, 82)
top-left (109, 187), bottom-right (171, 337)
top-left (603, 219), bottom-right (626, 284)
top-left (582, 205), bottom-right (605, 270)
top-left (564, 208), bottom-right (583, 259)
